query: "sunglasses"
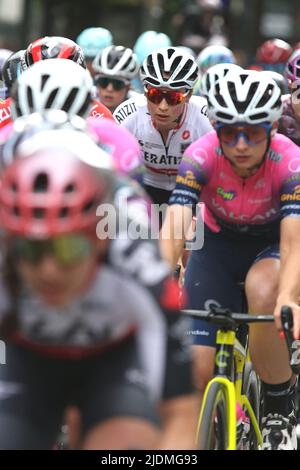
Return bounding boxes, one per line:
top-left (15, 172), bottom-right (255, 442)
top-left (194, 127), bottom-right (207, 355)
top-left (96, 76), bottom-right (128, 91)
top-left (12, 234), bottom-right (94, 267)
top-left (144, 86), bottom-right (189, 106)
top-left (216, 123), bottom-right (272, 147)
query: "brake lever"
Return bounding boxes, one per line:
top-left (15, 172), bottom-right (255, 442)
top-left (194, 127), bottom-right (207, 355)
top-left (281, 306), bottom-right (300, 375)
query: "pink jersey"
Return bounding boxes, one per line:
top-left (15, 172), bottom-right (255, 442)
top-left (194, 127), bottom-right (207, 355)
top-left (169, 131), bottom-right (300, 236)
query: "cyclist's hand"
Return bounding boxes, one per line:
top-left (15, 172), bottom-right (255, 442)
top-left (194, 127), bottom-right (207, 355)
top-left (274, 300), bottom-right (300, 340)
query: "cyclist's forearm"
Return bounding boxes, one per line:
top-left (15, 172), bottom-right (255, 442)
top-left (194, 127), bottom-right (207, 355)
top-left (160, 205), bottom-right (192, 270)
top-left (278, 245), bottom-right (300, 302)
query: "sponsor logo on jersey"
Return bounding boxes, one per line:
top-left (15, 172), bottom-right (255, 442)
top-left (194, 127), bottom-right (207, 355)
top-left (254, 178), bottom-right (265, 189)
top-left (0, 105), bottom-right (11, 123)
top-left (176, 170), bottom-right (202, 191)
top-left (216, 187), bottom-right (237, 201)
top-left (268, 149), bottom-right (282, 163)
top-left (281, 184), bottom-right (300, 201)
top-left (182, 130), bottom-right (190, 140)
top-left (144, 151), bottom-right (182, 166)
top-left (114, 101), bottom-right (137, 123)
top-left (288, 157), bottom-right (300, 173)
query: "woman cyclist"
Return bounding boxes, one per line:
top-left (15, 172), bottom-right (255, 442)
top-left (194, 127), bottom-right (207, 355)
top-left (0, 127), bottom-right (181, 450)
top-left (162, 69), bottom-right (300, 450)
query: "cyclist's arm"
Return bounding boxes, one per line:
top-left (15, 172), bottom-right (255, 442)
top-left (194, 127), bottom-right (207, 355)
top-left (274, 173), bottom-right (300, 337)
top-left (275, 217), bottom-right (300, 338)
top-left (160, 137), bottom-right (211, 269)
top-left (160, 204), bottom-right (193, 270)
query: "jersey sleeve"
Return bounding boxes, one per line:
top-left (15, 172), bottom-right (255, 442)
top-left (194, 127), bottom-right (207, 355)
top-left (280, 174), bottom-right (300, 219)
top-left (169, 133), bottom-right (214, 207)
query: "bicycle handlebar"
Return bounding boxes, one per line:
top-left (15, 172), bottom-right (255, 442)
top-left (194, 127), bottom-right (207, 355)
top-left (181, 305), bottom-right (300, 375)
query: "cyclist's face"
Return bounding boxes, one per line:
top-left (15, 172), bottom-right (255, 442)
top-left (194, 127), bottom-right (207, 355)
top-left (96, 78), bottom-right (130, 112)
top-left (219, 124), bottom-right (275, 177)
top-left (18, 238), bottom-right (107, 307)
top-left (146, 87), bottom-right (191, 131)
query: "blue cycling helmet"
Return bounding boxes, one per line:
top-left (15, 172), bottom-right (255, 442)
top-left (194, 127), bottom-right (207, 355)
top-left (196, 45), bottom-right (236, 74)
top-left (76, 27), bottom-right (113, 59)
top-left (133, 30), bottom-right (172, 66)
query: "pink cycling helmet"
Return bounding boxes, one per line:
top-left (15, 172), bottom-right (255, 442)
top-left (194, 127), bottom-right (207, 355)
top-left (0, 149), bottom-right (109, 238)
top-left (285, 49), bottom-right (300, 83)
top-left (87, 117), bottom-right (142, 176)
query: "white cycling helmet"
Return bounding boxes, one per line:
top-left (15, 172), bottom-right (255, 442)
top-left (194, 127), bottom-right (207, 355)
top-left (11, 58), bottom-right (94, 119)
top-left (140, 46), bottom-right (199, 90)
top-left (200, 63), bottom-right (243, 97)
top-left (92, 45), bottom-right (139, 81)
top-left (207, 70), bottom-right (282, 124)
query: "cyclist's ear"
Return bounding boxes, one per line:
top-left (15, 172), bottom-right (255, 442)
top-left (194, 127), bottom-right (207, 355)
top-left (271, 122), bottom-right (279, 136)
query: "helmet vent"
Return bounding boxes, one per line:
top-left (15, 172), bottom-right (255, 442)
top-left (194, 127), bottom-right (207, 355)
top-left (64, 183), bottom-right (75, 193)
top-left (83, 198), bottom-right (96, 214)
top-left (33, 173), bottom-right (48, 193)
top-left (167, 48), bottom-right (175, 59)
top-left (59, 207), bottom-right (69, 218)
top-left (45, 88), bottom-right (58, 108)
top-left (62, 87), bottom-right (79, 112)
top-left (13, 206), bottom-right (20, 216)
top-left (78, 93), bottom-right (92, 117)
top-left (10, 182), bottom-right (18, 192)
top-left (26, 86), bottom-right (34, 109)
top-left (256, 84), bottom-right (274, 108)
top-left (41, 74), bottom-right (50, 91)
top-left (33, 208), bottom-right (45, 219)
top-left (228, 81), bottom-right (259, 113)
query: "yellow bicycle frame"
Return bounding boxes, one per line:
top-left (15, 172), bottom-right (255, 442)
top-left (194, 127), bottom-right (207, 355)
top-left (196, 329), bottom-right (262, 450)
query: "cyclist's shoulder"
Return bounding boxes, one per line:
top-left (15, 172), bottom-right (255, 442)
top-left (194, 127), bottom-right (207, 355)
top-left (113, 94), bottom-right (147, 124)
top-left (270, 132), bottom-right (300, 158)
top-left (188, 95), bottom-right (209, 117)
top-left (89, 99), bottom-right (114, 121)
top-left (184, 130), bottom-right (219, 159)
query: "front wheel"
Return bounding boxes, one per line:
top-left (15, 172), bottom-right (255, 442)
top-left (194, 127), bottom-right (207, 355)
top-left (198, 381), bottom-right (229, 450)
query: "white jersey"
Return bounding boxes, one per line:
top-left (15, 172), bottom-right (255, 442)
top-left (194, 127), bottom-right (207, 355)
top-left (113, 94), bottom-right (213, 191)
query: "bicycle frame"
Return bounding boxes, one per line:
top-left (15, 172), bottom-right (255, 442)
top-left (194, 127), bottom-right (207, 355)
top-left (196, 328), bottom-right (262, 450)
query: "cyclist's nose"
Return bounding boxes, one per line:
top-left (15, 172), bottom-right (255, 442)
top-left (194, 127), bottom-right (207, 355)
top-left (235, 134), bottom-right (249, 149)
top-left (106, 82), bottom-right (114, 92)
top-left (158, 98), bottom-right (169, 110)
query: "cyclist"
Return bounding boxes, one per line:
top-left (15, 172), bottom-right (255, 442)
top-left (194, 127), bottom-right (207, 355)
top-left (2, 50), bottom-right (25, 98)
top-left (132, 30), bottom-right (172, 93)
top-left (0, 48), bottom-right (13, 99)
top-left (92, 45), bottom-right (140, 113)
top-left (199, 62), bottom-right (243, 98)
top-left (20, 36), bottom-right (86, 71)
top-left (277, 49), bottom-right (300, 146)
top-left (76, 26), bottom-right (113, 76)
top-left (161, 69), bottom-right (300, 450)
top-left (0, 50), bottom-right (26, 129)
top-left (255, 38), bottom-right (292, 82)
top-left (9, 59), bottom-right (113, 123)
top-left (0, 124), bottom-right (186, 450)
top-left (113, 46), bottom-right (212, 206)
top-left (0, 113), bottom-right (197, 449)
top-left (196, 44), bottom-right (236, 75)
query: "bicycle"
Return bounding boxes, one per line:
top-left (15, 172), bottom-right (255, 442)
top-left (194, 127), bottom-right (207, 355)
top-left (182, 305), bottom-right (300, 450)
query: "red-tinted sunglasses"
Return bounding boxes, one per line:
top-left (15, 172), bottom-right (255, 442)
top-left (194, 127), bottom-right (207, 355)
top-left (144, 86), bottom-right (189, 106)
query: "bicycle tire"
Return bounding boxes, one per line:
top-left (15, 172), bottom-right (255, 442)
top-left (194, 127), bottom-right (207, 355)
top-left (243, 363), bottom-right (261, 450)
top-left (198, 381), bottom-right (229, 450)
